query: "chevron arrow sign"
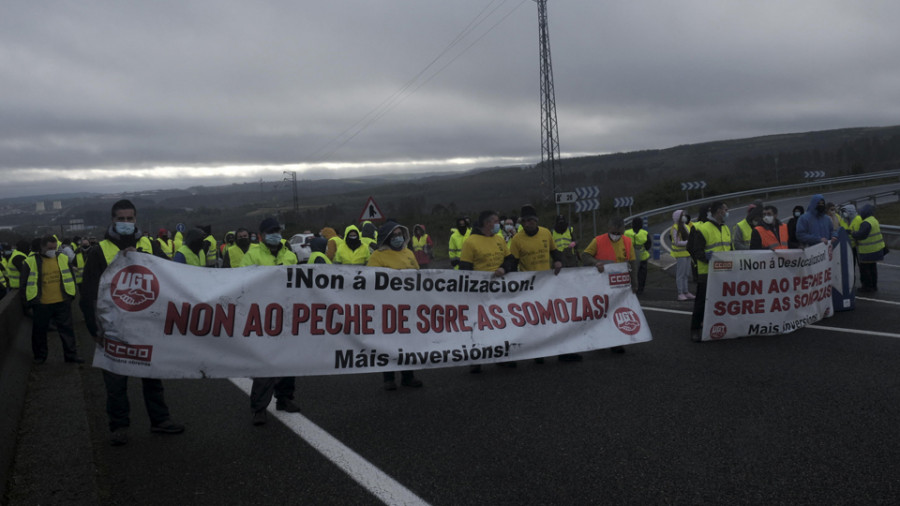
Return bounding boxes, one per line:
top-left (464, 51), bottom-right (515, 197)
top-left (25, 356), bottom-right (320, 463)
top-left (613, 197), bottom-right (634, 208)
top-left (574, 199), bottom-right (599, 212)
top-left (575, 186), bottom-right (599, 199)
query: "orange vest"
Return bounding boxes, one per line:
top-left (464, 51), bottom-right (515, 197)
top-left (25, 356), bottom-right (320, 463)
top-left (594, 234), bottom-right (633, 262)
top-left (754, 224), bottom-right (789, 250)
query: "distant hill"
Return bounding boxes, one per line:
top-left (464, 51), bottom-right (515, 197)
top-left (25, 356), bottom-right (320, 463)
top-left (4, 125), bottom-right (900, 239)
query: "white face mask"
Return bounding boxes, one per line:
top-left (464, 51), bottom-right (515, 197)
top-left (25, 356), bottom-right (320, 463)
top-left (608, 233), bottom-right (621, 242)
top-left (44, 249), bottom-right (57, 258)
top-left (763, 215), bottom-right (775, 225)
top-left (681, 216), bottom-right (689, 223)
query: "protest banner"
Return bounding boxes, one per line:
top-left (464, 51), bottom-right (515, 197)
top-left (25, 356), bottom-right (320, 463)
top-left (92, 254), bottom-right (652, 378)
top-left (701, 241), bottom-right (845, 341)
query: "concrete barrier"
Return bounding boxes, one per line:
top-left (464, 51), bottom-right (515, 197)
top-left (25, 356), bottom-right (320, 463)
top-left (0, 291), bottom-right (32, 504)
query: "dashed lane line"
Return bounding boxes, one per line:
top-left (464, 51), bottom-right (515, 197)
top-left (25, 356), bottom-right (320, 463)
top-left (229, 378), bottom-right (430, 506)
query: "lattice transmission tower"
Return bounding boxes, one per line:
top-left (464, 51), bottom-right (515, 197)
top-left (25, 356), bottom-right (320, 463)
top-left (536, 0), bottom-right (561, 201)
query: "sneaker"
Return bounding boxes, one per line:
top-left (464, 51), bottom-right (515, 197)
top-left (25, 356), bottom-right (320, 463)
top-left (677, 294), bottom-right (688, 301)
top-left (252, 410), bottom-right (267, 426)
top-left (151, 419), bottom-right (185, 434)
top-left (384, 380), bottom-right (398, 391)
top-left (275, 400), bottom-right (301, 413)
top-left (685, 292), bottom-right (696, 300)
top-left (401, 378), bottom-right (423, 388)
top-left (110, 428), bottom-right (128, 446)
top-left (558, 353), bottom-right (583, 363)
top-left (469, 364), bottom-right (482, 374)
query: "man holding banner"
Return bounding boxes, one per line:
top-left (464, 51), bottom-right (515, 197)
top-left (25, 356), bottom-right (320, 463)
top-left (241, 217), bottom-right (302, 425)
top-left (688, 201), bottom-right (731, 342)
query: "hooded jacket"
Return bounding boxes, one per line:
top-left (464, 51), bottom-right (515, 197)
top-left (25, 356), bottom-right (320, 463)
top-left (367, 221), bottom-right (418, 269)
top-left (795, 194), bottom-right (836, 246)
top-left (852, 204), bottom-right (885, 262)
top-left (334, 225), bottom-right (370, 265)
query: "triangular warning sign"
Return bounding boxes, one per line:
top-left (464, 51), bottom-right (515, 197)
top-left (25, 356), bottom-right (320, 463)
top-left (359, 196), bottom-right (385, 222)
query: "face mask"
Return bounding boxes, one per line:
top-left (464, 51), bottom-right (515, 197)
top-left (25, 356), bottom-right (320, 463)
top-left (491, 223), bottom-right (501, 235)
top-left (681, 216), bottom-right (689, 223)
top-left (608, 233), bottom-right (621, 242)
top-left (794, 211), bottom-right (802, 218)
top-left (264, 233), bottom-right (282, 246)
top-left (763, 215), bottom-right (775, 225)
top-left (724, 212), bottom-right (730, 220)
top-left (236, 238), bottom-right (250, 248)
top-left (44, 250), bottom-right (57, 258)
top-left (115, 222), bottom-right (136, 236)
top-left (390, 236), bottom-right (405, 250)
top-left (505, 224), bottom-right (515, 232)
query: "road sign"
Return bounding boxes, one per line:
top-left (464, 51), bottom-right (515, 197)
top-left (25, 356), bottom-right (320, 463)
top-left (804, 170), bottom-right (825, 179)
top-left (359, 196), bottom-right (385, 222)
top-left (175, 223), bottom-right (186, 233)
top-left (574, 199), bottom-right (599, 212)
top-left (555, 192), bottom-right (577, 204)
top-left (613, 197), bottom-right (634, 208)
top-left (575, 186), bottom-right (599, 199)
top-left (680, 181), bottom-right (707, 191)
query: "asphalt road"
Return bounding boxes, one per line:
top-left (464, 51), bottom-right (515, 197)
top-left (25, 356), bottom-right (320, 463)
top-left (6, 258), bottom-right (900, 505)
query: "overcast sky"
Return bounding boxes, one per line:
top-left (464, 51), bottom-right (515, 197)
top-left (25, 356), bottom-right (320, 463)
top-left (3, 1), bottom-right (900, 199)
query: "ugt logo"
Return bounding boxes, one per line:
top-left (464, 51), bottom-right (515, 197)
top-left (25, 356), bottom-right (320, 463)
top-left (110, 265), bottom-right (159, 312)
top-left (613, 307), bottom-right (641, 335)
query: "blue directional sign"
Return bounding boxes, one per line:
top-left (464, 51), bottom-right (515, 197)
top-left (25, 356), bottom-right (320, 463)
top-left (175, 223), bottom-right (186, 233)
top-left (575, 186), bottom-right (599, 199)
top-left (613, 197), bottom-right (634, 208)
top-left (575, 199), bottom-right (599, 212)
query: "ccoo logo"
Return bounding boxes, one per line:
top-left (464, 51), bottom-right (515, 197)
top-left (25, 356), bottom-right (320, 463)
top-left (613, 307), bottom-right (641, 335)
top-left (110, 265), bottom-right (159, 312)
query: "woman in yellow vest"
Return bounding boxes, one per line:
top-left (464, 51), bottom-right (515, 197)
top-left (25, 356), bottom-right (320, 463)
top-left (21, 235), bottom-right (83, 364)
top-left (410, 224), bottom-right (434, 268)
top-left (670, 210), bottom-right (695, 301)
top-left (852, 204), bottom-right (886, 293)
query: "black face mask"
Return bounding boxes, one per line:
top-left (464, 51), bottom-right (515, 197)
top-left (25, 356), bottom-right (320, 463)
top-left (236, 238), bottom-right (250, 249)
top-left (346, 235), bottom-right (361, 249)
top-left (188, 240), bottom-right (204, 254)
top-left (457, 224), bottom-right (468, 234)
top-left (816, 204), bottom-right (826, 214)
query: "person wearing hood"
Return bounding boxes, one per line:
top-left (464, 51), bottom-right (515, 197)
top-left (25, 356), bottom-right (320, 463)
top-left (19, 235), bottom-right (83, 365)
top-left (334, 225), bottom-right (371, 265)
top-left (786, 205), bottom-right (806, 249)
top-left (156, 229), bottom-right (174, 259)
top-left (460, 210), bottom-right (517, 372)
top-left (173, 228), bottom-right (208, 266)
top-left (366, 221), bottom-right (424, 388)
top-left (795, 194), bottom-right (838, 247)
top-left (197, 225), bottom-right (217, 267)
top-left (552, 215), bottom-right (578, 267)
top-left (360, 221), bottom-right (378, 252)
top-left (223, 228), bottom-right (252, 268)
top-left (319, 226), bottom-right (343, 261)
top-left (219, 230), bottom-right (235, 260)
top-left (81, 199), bottom-right (185, 446)
top-left (410, 224), bottom-right (434, 268)
top-left (852, 204), bottom-right (886, 293)
top-left (307, 236), bottom-right (331, 264)
top-left (840, 204), bottom-right (862, 265)
top-left (750, 205), bottom-right (788, 250)
top-left (239, 217), bottom-right (301, 425)
top-left (624, 217), bottom-right (650, 294)
top-left (670, 210), bottom-right (694, 301)
top-left (731, 200), bottom-right (763, 250)
top-left (448, 216), bottom-right (471, 270)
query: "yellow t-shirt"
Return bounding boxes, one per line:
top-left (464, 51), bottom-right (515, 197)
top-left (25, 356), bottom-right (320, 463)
top-left (367, 248), bottom-right (419, 270)
top-left (459, 233), bottom-right (509, 272)
top-left (508, 227), bottom-right (557, 272)
top-left (40, 257), bottom-right (64, 304)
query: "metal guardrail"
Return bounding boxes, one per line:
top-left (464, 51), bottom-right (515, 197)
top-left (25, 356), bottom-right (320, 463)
top-left (625, 169), bottom-right (900, 224)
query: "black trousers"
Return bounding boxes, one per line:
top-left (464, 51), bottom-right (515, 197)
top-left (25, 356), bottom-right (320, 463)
top-left (250, 377), bottom-right (295, 412)
top-left (859, 262), bottom-right (878, 290)
top-left (102, 370), bottom-right (171, 431)
top-left (636, 260), bottom-right (648, 293)
top-left (690, 279), bottom-right (708, 331)
top-left (31, 301), bottom-right (79, 361)
top-left (383, 370), bottom-right (416, 382)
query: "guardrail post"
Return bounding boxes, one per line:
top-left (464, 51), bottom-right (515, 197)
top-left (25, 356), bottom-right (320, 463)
top-left (652, 233), bottom-right (661, 260)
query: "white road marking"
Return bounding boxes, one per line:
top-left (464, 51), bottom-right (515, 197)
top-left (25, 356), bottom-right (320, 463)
top-left (855, 296), bottom-right (900, 306)
top-left (229, 378), bottom-right (430, 506)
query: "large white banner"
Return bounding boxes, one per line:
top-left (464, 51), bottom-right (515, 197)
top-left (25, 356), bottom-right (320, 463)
top-left (92, 254), bottom-right (652, 378)
top-left (701, 242), bottom-right (842, 341)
